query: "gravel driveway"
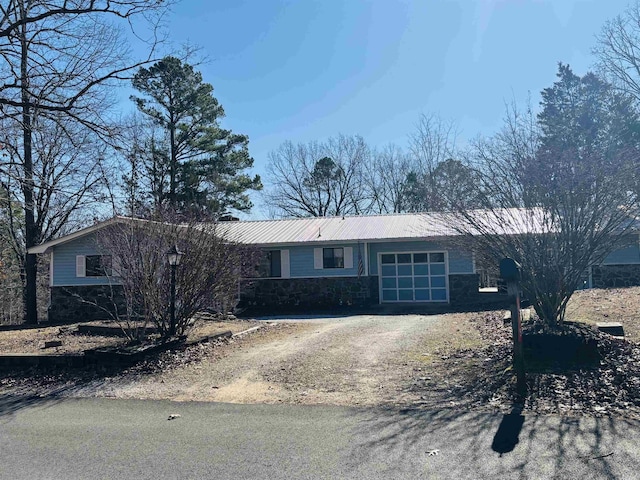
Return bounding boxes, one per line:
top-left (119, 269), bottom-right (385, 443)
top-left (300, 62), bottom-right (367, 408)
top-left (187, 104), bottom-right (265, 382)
top-left (82, 313), bottom-right (463, 406)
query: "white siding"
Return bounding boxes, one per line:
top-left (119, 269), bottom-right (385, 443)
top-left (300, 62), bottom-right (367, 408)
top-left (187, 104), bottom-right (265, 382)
top-left (49, 251), bottom-right (54, 287)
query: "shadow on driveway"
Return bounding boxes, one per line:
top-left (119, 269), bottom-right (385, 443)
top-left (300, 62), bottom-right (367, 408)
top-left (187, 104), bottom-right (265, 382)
top-left (491, 408), bottom-right (525, 455)
top-left (348, 406), bottom-right (640, 479)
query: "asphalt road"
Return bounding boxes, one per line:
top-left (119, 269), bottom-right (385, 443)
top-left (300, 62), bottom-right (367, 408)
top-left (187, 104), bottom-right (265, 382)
top-left (0, 397), bottom-right (638, 479)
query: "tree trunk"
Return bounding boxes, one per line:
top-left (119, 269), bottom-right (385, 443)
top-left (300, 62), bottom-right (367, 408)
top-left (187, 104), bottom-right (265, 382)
top-left (169, 121), bottom-right (176, 207)
top-left (20, 10), bottom-right (38, 324)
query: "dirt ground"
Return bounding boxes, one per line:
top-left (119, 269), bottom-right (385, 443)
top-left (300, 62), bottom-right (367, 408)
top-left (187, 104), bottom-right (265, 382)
top-left (63, 314), bottom-right (451, 406)
top-left (565, 287), bottom-right (640, 339)
top-left (0, 319), bottom-right (257, 354)
top-left (2, 287), bottom-right (640, 416)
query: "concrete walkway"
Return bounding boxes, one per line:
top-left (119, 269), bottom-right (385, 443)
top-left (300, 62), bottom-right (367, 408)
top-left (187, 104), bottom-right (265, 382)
top-left (0, 396), bottom-right (637, 479)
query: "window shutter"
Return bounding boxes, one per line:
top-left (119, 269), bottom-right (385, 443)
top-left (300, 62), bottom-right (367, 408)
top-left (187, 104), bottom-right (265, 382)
top-left (344, 247), bottom-right (353, 269)
top-left (49, 252), bottom-right (54, 287)
top-left (76, 255), bottom-right (86, 278)
top-left (281, 249), bottom-right (290, 278)
top-left (314, 248), bottom-right (323, 269)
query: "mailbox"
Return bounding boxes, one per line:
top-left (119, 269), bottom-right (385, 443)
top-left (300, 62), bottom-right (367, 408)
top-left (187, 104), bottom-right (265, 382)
top-left (500, 257), bottom-right (521, 281)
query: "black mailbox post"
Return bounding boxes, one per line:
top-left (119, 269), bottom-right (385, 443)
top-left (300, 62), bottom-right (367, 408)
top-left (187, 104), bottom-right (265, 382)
top-left (500, 257), bottom-right (526, 396)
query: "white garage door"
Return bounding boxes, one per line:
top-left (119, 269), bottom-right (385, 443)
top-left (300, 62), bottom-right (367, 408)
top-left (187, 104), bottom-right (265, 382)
top-left (379, 252), bottom-right (448, 303)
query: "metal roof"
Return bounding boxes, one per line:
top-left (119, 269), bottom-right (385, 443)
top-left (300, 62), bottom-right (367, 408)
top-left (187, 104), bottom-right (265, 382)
top-left (27, 208), bottom-right (567, 254)
top-left (215, 210), bottom-right (544, 245)
top-left (215, 213), bottom-right (454, 245)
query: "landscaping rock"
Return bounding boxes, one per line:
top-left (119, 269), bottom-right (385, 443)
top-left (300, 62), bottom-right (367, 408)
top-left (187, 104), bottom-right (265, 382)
top-left (76, 323), bottom-right (158, 337)
top-left (596, 322), bottom-right (625, 338)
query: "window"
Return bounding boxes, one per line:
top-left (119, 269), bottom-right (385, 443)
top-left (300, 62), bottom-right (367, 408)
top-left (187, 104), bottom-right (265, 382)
top-left (381, 254), bottom-right (395, 264)
top-left (258, 250), bottom-right (282, 277)
top-left (323, 247), bottom-right (344, 269)
top-left (267, 250), bottom-right (282, 277)
top-left (85, 255), bottom-right (112, 277)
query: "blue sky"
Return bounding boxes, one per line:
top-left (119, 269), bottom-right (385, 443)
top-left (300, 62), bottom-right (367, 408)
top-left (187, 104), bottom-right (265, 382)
top-left (148, 0), bottom-right (632, 218)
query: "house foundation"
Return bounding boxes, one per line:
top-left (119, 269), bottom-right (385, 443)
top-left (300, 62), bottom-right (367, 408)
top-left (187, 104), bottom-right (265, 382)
top-left (48, 285), bottom-right (124, 323)
top-left (592, 265), bottom-right (640, 288)
top-left (239, 276), bottom-right (378, 311)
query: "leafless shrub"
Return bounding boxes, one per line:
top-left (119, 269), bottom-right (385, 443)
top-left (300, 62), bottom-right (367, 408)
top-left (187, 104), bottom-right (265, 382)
top-left (92, 214), bottom-right (259, 340)
top-left (442, 101), bottom-right (640, 326)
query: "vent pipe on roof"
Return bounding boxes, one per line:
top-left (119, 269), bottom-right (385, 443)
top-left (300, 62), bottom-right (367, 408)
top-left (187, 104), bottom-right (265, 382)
top-left (318, 227), bottom-right (321, 238)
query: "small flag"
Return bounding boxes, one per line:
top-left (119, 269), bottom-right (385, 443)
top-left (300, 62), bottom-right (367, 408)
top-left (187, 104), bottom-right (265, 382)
top-left (357, 244), bottom-right (365, 277)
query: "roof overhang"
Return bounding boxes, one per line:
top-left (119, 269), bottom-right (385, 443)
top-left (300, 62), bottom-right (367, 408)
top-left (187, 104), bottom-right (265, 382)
top-left (28, 217), bottom-right (130, 254)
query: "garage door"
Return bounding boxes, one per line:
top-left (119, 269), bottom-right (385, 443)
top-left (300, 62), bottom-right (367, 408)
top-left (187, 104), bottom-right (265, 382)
top-left (379, 252), bottom-right (448, 303)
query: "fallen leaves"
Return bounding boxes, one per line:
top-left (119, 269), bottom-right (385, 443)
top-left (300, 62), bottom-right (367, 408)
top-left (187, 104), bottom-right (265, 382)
top-left (409, 306), bottom-right (640, 418)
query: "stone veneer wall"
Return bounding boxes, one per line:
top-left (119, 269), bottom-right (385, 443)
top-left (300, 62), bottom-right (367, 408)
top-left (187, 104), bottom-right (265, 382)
top-left (239, 276), bottom-right (378, 311)
top-left (592, 265), bottom-right (640, 288)
top-left (49, 285), bottom-right (125, 323)
top-left (241, 274), bottom-right (486, 311)
top-left (449, 274), bottom-right (481, 305)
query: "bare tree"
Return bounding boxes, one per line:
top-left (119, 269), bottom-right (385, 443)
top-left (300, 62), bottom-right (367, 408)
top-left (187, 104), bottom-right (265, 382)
top-left (0, 187), bottom-right (23, 324)
top-left (595, 1), bottom-right (640, 102)
top-left (0, 116), bottom-right (113, 319)
top-left (0, 0), bottom-right (169, 323)
top-left (364, 144), bottom-right (415, 214)
top-left (119, 114), bottom-right (169, 217)
top-left (406, 113), bottom-right (459, 211)
top-left (444, 75), bottom-right (640, 326)
top-left (364, 117), bottom-right (475, 214)
top-left (264, 134), bottom-right (370, 217)
top-left (93, 215), bottom-right (259, 340)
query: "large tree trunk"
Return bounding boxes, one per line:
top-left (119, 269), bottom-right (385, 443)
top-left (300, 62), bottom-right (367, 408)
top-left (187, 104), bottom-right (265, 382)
top-left (20, 10), bottom-right (38, 324)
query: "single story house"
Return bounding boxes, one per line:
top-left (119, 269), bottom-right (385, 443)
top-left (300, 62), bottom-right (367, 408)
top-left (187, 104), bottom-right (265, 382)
top-left (28, 212), bottom-right (640, 322)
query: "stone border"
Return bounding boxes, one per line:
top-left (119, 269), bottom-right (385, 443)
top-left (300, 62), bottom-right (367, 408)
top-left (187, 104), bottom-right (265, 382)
top-left (232, 325), bottom-right (264, 337)
top-left (0, 353), bottom-right (86, 368)
top-left (76, 323), bottom-right (159, 337)
top-left (0, 329), bottom-right (241, 369)
top-left (184, 330), bottom-right (233, 346)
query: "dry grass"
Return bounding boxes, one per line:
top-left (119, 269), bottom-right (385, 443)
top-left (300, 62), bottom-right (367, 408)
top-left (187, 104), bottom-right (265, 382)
top-left (187, 319), bottom-right (260, 338)
top-left (0, 326), bottom-right (127, 354)
top-left (565, 286), bottom-right (640, 340)
top-left (0, 319), bottom-right (259, 355)
top-left (408, 312), bottom-right (485, 365)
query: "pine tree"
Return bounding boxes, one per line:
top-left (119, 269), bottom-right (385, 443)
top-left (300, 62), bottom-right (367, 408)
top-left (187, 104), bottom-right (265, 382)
top-left (130, 56), bottom-right (262, 218)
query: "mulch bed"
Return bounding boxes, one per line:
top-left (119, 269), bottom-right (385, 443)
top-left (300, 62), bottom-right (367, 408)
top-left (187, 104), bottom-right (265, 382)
top-left (422, 311), bottom-right (640, 417)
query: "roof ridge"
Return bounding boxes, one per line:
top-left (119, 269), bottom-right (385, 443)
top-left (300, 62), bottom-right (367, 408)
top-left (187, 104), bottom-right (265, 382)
top-left (226, 211), bottom-right (436, 224)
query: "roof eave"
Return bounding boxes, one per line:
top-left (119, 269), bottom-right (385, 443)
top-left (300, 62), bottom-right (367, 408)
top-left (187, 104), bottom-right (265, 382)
top-left (27, 216), bottom-right (127, 255)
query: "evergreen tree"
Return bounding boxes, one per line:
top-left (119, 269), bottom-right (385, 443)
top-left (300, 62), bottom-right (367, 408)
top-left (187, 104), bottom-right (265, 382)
top-left (532, 63), bottom-right (640, 200)
top-left (446, 65), bottom-right (640, 326)
top-left (130, 56), bottom-right (262, 218)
